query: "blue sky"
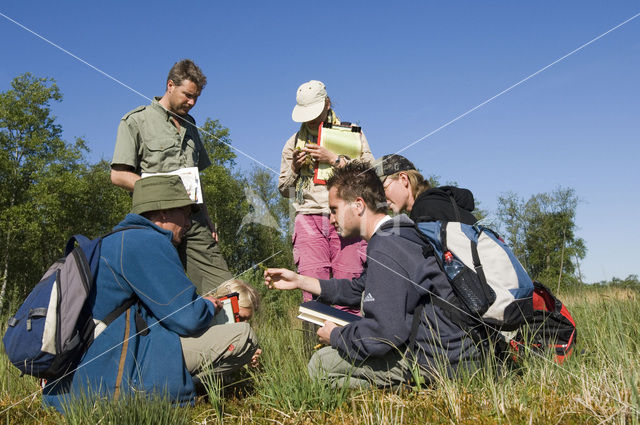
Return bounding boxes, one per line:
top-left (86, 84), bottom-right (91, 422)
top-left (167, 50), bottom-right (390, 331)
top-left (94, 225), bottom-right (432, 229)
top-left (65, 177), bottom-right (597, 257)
top-left (1, 1), bottom-right (638, 283)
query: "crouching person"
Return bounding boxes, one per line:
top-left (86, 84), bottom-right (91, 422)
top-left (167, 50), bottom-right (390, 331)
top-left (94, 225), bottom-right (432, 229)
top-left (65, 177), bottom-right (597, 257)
top-left (264, 161), bottom-right (485, 388)
top-left (43, 175), bottom-right (260, 412)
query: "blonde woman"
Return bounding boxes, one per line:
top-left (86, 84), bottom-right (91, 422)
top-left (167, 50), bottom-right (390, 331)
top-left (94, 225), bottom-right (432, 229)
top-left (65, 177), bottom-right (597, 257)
top-left (214, 279), bottom-right (260, 321)
top-left (373, 154), bottom-right (477, 225)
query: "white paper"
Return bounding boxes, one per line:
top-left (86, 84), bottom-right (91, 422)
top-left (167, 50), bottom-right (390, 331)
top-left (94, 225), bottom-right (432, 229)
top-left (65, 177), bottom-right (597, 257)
top-left (141, 167), bottom-right (203, 204)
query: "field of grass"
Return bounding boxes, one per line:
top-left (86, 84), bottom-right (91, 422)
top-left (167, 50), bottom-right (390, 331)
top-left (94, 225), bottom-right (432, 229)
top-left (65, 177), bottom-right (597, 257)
top-left (1, 281), bottom-right (639, 425)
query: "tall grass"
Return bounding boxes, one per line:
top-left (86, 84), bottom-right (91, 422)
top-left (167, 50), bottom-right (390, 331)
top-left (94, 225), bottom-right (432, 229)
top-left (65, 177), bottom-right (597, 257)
top-left (62, 392), bottom-right (190, 425)
top-left (1, 284), bottom-right (640, 424)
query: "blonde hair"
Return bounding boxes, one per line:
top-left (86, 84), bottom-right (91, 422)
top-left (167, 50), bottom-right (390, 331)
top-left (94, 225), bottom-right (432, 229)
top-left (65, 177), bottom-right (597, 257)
top-left (388, 169), bottom-right (431, 200)
top-left (214, 279), bottom-right (260, 313)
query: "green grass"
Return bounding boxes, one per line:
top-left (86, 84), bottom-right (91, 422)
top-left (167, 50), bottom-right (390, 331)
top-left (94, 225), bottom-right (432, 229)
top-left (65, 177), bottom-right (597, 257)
top-left (2, 283), bottom-right (640, 424)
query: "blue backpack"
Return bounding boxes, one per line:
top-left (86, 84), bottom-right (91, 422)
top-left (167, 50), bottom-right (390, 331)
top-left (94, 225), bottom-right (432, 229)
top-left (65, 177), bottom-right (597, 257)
top-left (3, 228), bottom-right (138, 379)
top-left (417, 220), bottom-right (534, 331)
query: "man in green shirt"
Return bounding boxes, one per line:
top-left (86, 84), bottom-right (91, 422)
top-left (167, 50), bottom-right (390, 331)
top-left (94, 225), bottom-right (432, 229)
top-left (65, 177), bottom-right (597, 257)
top-left (111, 59), bottom-right (232, 295)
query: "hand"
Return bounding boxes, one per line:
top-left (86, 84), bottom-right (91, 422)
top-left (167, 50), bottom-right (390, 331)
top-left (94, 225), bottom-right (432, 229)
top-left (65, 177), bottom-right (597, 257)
top-left (211, 230), bottom-right (219, 243)
top-left (264, 268), bottom-right (300, 290)
top-left (249, 348), bottom-right (262, 368)
top-left (317, 321), bottom-right (338, 345)
top-left (203, 295), bottom-right (223, 313)
top-left (291, 148), bottom-right (309, 173)
top-left (303, 144), bottom-right (338, 164)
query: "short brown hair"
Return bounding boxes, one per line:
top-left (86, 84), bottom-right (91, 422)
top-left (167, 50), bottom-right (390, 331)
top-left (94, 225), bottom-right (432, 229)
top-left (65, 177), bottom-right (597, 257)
top-left (167, 59), bottom-right (207, 91)
top-left (326, 161), bottom-right (388, 214)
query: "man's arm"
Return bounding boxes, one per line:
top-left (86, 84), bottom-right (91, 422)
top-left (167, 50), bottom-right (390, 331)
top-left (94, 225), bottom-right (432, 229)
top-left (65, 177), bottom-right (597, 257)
top-left (110, 164), bottom-right (140, 192)
top-left (111, 116), bottom-right (142, 191)
top-left (264, 268), bottom-right (321, 295)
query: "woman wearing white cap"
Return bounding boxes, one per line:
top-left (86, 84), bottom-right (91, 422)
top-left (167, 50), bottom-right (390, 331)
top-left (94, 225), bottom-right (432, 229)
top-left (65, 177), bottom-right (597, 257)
top-left (278, 80), bottom-right (374, 310)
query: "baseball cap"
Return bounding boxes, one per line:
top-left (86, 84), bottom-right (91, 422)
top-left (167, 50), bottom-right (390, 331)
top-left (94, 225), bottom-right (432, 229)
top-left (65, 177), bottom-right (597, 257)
top-left (291, 80), bottom-right (327, 123)
top-left (131, 175), bottom-right (196, 215)
top-left (372, 154), bottom-right (417, 182)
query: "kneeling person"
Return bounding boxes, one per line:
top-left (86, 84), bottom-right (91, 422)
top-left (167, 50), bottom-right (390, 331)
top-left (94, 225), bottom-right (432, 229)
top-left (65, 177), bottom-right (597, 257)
top-left (265, 162), bottom-right (484, 388)
top-left (44, 175), bottom-right (260, 412)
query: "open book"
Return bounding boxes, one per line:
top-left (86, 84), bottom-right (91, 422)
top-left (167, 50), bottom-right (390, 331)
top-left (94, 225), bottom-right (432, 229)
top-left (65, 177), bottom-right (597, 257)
top-left (212, 292), bottom-right (240, 325)
top-left (297, 301), bottom-right (362, 327)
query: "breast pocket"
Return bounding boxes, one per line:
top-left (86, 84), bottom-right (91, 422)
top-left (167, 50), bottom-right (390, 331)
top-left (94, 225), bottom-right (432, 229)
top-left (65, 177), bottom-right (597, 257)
top-left (142, 137), bottom-right (181, 171)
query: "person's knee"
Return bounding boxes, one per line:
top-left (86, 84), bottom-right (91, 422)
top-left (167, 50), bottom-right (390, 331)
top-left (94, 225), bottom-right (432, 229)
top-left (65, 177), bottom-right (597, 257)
top-left (230, 322), bottom-right (257, 347)
top-left (307, 346), bottom-right (336, 379)
top-left (307, 351), bottom-right (323, 379)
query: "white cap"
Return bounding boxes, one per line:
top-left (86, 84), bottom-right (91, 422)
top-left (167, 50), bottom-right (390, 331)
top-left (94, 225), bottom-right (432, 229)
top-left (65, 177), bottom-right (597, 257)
top-left (291, 80), bottom-right (327, 123)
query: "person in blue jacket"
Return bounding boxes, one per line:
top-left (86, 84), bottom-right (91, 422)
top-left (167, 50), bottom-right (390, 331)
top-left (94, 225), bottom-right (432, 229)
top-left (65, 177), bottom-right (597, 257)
top-left (264, 161), bottom-right (485, 388)
top-left (43, 175), bottom-right (260, 412)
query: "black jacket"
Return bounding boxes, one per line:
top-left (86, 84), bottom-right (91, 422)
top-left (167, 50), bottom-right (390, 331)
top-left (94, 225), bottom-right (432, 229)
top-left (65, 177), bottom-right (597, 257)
top-left (410, 186), bottom-right (477, 225)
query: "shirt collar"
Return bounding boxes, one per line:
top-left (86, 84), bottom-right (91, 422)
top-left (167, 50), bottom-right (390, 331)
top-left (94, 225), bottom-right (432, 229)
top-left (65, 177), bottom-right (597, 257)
top-left (151, 97), bottom-right (174, 122)
top-left (372, 215), bottom-right (393, 236)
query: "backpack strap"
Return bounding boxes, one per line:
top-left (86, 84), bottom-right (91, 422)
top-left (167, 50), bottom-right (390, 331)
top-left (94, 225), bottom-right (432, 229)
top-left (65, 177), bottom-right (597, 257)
top-left (101, 297), bottom-right (137, 327)
top-left (65, 235), bottom-right (92, 255)
top-left (134, 305), bottom-right (149, 336)
top-left (448, 196), bottom-right (462, 222)
top-left (408, 303), bottom-right (424, 354)
top-left (65, 226), bottom-right (144, 256)
top-left (469, 234), bottom-right (496, 305)
top-left (470, 239), bottom-right (487, 287)
top-left (439, 220), bottom-right (449, 253)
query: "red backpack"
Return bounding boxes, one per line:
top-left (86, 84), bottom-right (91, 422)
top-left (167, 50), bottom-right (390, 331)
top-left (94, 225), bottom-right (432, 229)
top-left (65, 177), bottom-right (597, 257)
top-left (508, 281), bottom-right (577, 364)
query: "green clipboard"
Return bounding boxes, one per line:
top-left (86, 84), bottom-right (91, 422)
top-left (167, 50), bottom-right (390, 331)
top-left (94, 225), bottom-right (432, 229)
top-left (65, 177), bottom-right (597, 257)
top-left (314, 123), bottom-right (362, 184)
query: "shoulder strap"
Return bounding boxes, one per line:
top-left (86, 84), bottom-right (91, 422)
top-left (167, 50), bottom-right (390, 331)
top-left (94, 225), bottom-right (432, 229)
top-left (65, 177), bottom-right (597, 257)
top-left (470, 238), bottom-right (488, 288)
top-left (408, 303), bottom-right (424, 354)
top-left (440, 220), bottom-right (449, 253)
top-left (448, 196), bottom-right (462, 222)
top-left (101, 297), bottom-right (137, 327)
top-left (65, 235), bottom-right (92, 255)
top-left (65, 226), bottom-right (144, 256)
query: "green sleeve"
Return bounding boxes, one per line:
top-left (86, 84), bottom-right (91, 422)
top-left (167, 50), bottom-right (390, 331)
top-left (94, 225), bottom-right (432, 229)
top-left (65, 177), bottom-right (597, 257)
top-left (112, 118), bottom-right (140, 171)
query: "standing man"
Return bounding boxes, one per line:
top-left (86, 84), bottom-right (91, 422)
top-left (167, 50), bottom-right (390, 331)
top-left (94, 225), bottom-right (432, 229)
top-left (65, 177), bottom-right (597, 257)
top-left (266, 161), bottom-right (485, 388)
top-left (111, 59), bottom-right (232, 295)
top-left (279, 80), bottom-right (374, 309)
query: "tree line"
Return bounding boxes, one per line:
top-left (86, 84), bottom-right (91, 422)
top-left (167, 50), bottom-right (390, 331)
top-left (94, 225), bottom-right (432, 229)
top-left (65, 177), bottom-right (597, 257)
top-left (0, 73), bottom-right (292, 313)
top-left (0, 73), bottom-right (597, 312)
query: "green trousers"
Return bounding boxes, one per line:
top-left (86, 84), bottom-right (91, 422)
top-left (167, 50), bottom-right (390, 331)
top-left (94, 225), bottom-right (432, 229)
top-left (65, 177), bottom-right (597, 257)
top-left (307, 346), bottom-right (413, 389)
top-left (180, 322), bottom-right (258, 381)
top-left (179, 209), bottom-right (233, 295)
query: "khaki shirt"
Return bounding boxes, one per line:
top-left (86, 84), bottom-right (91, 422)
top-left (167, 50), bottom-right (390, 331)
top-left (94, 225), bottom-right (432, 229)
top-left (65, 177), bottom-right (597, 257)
top-left (112, 98), bottom-right (211, 174)
top-left (278, 129), bottom-right (374, 215)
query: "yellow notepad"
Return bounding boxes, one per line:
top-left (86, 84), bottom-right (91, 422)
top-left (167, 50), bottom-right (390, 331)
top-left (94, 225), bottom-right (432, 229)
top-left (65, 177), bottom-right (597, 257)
top-left (314, 124), bottom-right (362, 184)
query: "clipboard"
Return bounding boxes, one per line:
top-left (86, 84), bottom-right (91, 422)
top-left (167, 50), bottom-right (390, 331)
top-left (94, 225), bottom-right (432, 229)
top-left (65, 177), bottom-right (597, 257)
top-left (313, 122), bottom-right (362, 184)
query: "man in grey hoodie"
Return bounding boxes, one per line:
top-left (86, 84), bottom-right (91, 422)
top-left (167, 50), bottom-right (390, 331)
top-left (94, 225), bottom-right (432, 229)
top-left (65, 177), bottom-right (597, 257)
top-left (265, 161), bottom-right (485, 388)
